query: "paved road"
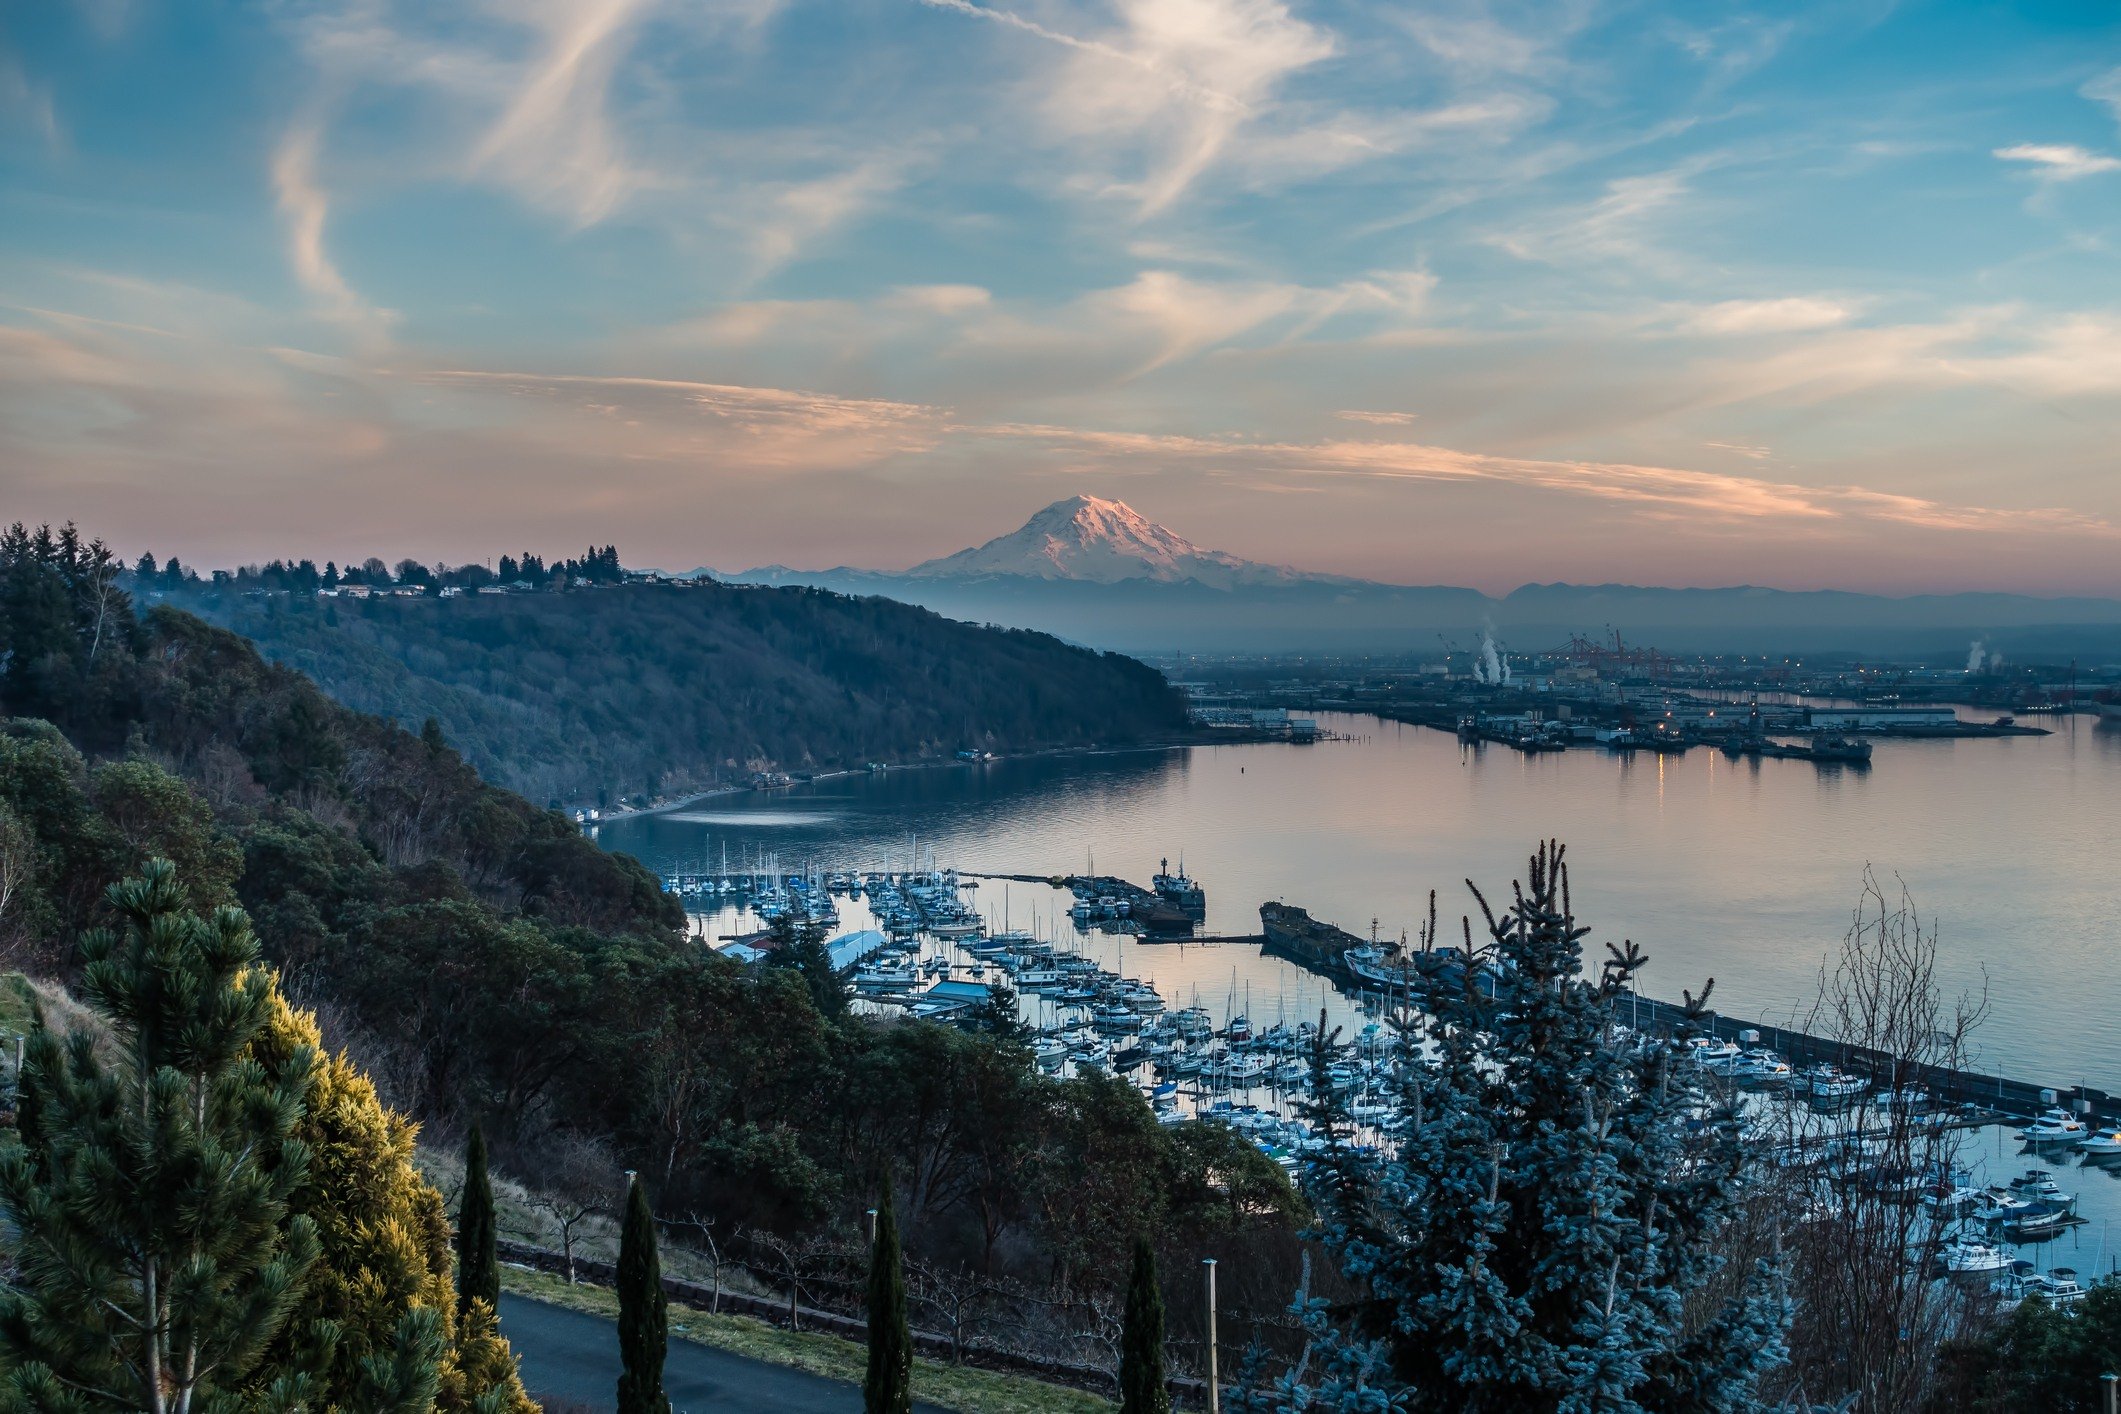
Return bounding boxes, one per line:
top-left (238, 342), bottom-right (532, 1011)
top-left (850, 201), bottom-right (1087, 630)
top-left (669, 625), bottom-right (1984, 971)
top-left (499, 1293), bottom-right (948, 1413)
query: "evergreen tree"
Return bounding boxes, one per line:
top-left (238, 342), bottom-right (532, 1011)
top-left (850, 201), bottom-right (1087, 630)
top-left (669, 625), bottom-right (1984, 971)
top-left (765, 913), bottom-right (847, 1021)
top-left (250, 997), bottom-right (535, 1413)
top-left (616, 1173), bottom-right (668, 1414)
top-left (864, 1175), bottom-right (913, 1414)
top-left (1279, 843), bottom-right (1788, 1413)
top-left (1119, 1236), bottom-right (1171, 1414)
top-left (0, 859), bottom-right (330, 1411)
top-left (457, 1124), bottom-right (500, 1316)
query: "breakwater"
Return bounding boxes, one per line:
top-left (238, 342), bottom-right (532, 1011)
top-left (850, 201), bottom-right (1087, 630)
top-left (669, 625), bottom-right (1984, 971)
top-left (1261, 898), bottom-right (2117, 1127)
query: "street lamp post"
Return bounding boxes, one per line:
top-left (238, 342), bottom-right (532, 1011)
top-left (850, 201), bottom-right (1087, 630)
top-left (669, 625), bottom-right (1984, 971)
top-left (867, 1207), bottom-right (880, 1243)
top-left (2101, 1371), bottom-right (2117, 1414)
top-left (1203, 1258), bottom-right (1219, 1414)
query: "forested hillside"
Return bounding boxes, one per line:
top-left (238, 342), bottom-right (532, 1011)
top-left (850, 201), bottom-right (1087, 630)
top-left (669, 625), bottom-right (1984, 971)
top-left (168, 580), bottom-right (1189, 805)
top-left (0, 524), bottom-right (1301, 1333)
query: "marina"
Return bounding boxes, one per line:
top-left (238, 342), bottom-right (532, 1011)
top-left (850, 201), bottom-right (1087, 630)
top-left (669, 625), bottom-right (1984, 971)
top-left (604, 707), bottom-right (2121, 1286)
top-left (654, 860), bottom-right (2121, 1292)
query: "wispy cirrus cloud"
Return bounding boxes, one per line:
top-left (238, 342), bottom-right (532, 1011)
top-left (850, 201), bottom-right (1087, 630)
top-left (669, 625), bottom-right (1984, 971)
top-left (1684, 297), bottom-right (1853, 335)
top-left (467, 0), bottom-right (662, 226)
top-left (968, 420), bottom-right (2116, 536)
top-left (1704, 440), bottom-right (1772, 460)
top-left (1993, 142), bottom-right (2121, 181)
top-left (271, 125), bottom-right (396, 349)
top-left (2081, 66), bottom-right (2121, 126)
top-left (918, 0), bottom-right (1343, 213)
top-left (409, 368), bottom-right (947, 469)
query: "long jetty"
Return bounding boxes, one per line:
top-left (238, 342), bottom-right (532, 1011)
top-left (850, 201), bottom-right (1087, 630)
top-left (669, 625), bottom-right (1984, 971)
top-left (1616, 988), bottom-right (2115, 1126)
top-left (951, 870), bottom-right (2111, 1123)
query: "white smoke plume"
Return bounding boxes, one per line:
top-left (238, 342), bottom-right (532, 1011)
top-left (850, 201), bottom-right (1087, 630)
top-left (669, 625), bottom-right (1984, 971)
top-left (1966, 639), bottom-right (1987, 673)
top-left (1474, 628), bottom-right (1510, 685)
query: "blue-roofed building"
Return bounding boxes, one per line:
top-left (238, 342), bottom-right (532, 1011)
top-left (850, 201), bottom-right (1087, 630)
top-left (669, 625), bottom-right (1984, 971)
top-left (911, 979), bottom-right (999, 1021)
top-left (827, 930), bottom-right (888, 971)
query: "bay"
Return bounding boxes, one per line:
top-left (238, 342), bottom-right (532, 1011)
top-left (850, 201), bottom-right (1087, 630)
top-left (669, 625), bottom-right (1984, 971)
top-left (598, 710), bottom-right (2121, 1092)
top-left (597, 710), bottom-right (2121, 1273)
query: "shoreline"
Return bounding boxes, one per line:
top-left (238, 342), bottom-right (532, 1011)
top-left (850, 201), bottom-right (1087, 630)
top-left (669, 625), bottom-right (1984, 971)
top-left (581, 726), bottom-right (1282, 823)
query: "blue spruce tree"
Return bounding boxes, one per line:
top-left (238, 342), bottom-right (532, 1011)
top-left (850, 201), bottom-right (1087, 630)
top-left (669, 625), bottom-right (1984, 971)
top-left (1273, 843), bottom-right (1787, 1413)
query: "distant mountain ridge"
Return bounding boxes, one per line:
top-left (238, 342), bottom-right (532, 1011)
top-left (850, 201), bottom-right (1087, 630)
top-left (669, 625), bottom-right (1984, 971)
top-left (730, 497), bottom-right (2121, 656)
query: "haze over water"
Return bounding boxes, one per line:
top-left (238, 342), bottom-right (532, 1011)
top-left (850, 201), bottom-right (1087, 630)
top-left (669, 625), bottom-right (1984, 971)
top-left (601, 712), bottom-right (2121, 1092)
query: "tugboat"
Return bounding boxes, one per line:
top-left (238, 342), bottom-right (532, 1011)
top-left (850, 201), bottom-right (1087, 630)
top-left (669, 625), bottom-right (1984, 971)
top-left (1153, 857), bottom-right (1206, 917)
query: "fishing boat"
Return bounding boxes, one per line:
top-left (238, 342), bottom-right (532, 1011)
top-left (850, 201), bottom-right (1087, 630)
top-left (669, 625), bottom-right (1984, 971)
top-left (1152, 857), bottom-right (1206, 916)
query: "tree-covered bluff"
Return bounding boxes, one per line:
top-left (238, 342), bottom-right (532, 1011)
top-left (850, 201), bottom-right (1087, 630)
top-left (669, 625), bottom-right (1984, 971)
top-left (0, 524), bottom-right (1302, 1397)
top-left (161, 574), bottom-right (1190, 806)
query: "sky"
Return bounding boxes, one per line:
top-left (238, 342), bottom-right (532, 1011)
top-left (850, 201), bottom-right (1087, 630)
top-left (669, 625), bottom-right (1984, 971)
top-left (1, 1), bottom-right (2119, 595)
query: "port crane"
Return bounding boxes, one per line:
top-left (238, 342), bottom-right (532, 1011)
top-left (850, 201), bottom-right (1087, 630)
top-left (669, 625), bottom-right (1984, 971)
top-left (1546, 627), bottom-right (1677, 682)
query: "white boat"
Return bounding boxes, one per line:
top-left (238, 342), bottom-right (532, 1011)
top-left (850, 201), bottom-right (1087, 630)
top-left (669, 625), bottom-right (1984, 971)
top-left (1874, 1085), bottom-right (1931, 1111)
top-left (1683, 1036), bottom-right (1741, 1068)
top-left (1091, 1004), bottom-right (1145, 1033)
top-left (1938, 1235), bottom-right (2015, 1274)
top-left (1805, 1064), bottom-right (1867, 1101)
top-left (2004, 1169), bottom-right (2074, 1207)
top-left (1730, 1049), bottom-right (1793, 1085)
top-left (2079, 1125), bottom-right (2121, 1155)
top-left (1996, 1266), bottom-right (2088, 1309)
top-left (2018, 1108), bottom-right (2090, 1146)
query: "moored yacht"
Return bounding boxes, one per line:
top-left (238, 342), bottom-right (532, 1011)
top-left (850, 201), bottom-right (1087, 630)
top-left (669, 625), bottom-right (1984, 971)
top-left (2079, 1124), bottom-right (2121, 1155)
top-left (1937, 1234), bottom-right (2015, 1274)
top-left (1804, 1064), bottom-right (1867, 1101)
top-left (2018, 1108), bottom-right (2090, 1146)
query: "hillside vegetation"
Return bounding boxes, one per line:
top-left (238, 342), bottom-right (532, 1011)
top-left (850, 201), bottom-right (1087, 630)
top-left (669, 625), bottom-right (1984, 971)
top-left (0, 524), bottom-right (1304, 1381)
top-left (170, 581), bottom-right (1189, 805)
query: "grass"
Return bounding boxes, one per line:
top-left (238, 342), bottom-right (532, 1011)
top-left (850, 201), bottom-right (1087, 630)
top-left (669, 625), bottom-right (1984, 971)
top-left (0, 974), bottom-right (37, 1038)
top-left (500, 1265), bottom-right (1113, 1414)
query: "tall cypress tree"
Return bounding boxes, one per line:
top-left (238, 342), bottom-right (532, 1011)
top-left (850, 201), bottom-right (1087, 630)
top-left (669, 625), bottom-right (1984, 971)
top-left (1119, 1236), bottom-right (1171, 1414)
top-left (458, 1122), bottom-right (499, 1315)
top-left (864, 1175), bottom-right (913, 1414)
top-left (616, 1173), bottom-right (669, 1414)
top-left (0, 860), bottom-right (332, 1410)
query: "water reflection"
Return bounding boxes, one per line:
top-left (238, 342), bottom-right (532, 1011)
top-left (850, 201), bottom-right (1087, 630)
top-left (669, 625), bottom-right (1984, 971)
top-left (599, 712), bottom-right (2121, 1090)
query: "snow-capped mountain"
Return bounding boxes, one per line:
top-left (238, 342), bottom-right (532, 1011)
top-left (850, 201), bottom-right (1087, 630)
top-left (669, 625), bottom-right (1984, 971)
top-left (904, 495), bottom-right (1328, 589)
top-left (726, 495), bottom-right (2121, 656)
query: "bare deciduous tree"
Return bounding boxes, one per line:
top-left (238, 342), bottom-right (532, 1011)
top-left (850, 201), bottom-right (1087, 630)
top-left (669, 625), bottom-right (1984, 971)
top-left (524, 1131), bottom-right (621, 1285)
top-left (1764, 869), bottom-right (1990, 1411)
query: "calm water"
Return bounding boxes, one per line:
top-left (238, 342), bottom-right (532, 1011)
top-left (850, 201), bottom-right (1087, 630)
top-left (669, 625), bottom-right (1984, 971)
top-left (597, 711), bottom-right (2121, 1270)
top-left (598, 711), bottom-right (2121, 1092)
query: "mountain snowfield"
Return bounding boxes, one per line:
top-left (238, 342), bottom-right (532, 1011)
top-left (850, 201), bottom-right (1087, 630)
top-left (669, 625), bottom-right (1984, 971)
top-left (905, 495), bottom-right (1330, 589)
